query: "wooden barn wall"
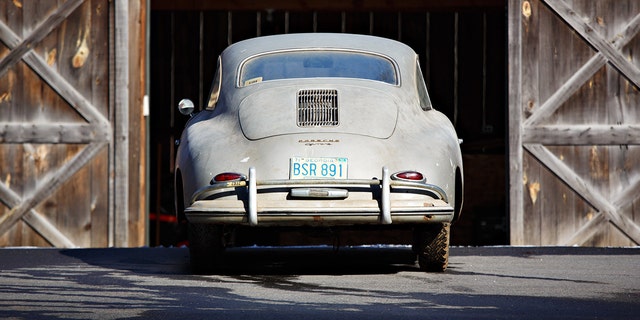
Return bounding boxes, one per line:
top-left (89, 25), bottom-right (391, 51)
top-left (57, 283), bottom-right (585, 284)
top-left (509, 0), bottom-right (640, 246)
top-left (149, 1), bottom-right (507, 246)
top-left (0, 0), bottom-right (147, 247)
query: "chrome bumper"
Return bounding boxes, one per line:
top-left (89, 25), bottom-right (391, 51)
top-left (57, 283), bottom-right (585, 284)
top-left (185, 167), bottom-right (453, 226)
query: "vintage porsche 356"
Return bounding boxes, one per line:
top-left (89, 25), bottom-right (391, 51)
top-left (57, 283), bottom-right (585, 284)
top-left (175, 33), bottom-right (463, 273)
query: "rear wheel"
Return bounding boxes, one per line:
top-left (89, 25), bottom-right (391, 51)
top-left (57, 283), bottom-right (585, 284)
top-left (188, 223), bottom-right (225, 274)
top-left (413, 223), bottom-right (450, 272)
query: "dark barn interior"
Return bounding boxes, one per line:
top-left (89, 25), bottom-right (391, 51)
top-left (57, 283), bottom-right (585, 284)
top-left (148, 0), bottom-right (507, 247)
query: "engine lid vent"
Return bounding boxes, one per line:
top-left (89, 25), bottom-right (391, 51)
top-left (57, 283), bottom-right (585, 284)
top-left (297, 89), bottom-right (338, 127)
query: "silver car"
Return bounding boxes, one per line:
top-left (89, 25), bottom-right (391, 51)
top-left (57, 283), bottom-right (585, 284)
top-left (175, 33), bottom-right (463, 273)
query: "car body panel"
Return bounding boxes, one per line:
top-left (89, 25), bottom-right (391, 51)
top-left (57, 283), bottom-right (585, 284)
top-left (175, 33), bottom-right (463, 228)
top-left (239, 84), bottom-right (399, 140)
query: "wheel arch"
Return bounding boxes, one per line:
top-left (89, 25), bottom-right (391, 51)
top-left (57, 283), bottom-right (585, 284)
top-left (174, 168), bottom-right (187, 223)
top-left (452, 166), bottom-right (463, 223)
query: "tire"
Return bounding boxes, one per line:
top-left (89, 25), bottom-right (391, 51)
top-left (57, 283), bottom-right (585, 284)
top-left (413, 223), bottom-right (450, 272)
top-left (188, 223), bottom-right (225, 274)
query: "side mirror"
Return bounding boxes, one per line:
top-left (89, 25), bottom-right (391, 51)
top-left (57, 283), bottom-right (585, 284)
top-left (178, 99), bottom-right (195, 116)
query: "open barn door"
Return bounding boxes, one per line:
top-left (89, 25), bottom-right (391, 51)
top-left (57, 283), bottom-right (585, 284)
top-left (0, 0), bottom-right (146, 247)
top-left (509, 0), bottom-right (640, 246)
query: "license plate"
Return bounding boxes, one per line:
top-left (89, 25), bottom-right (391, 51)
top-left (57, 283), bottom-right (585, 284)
top-left (290, 157), bottom-right (348, 179)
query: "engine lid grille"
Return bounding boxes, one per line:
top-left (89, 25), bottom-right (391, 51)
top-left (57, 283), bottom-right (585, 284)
top-left (297, 89), bottom-right (339, 127)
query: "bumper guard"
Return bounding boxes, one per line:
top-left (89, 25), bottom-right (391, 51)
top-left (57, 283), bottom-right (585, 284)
top-left (188, 166), bottom-right (451, 226)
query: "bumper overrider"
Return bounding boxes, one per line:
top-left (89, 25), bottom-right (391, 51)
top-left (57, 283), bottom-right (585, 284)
top-left (185, 167), bottom-right (454, 226)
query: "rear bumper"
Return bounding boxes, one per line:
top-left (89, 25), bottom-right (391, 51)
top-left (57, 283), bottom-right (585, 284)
top-left (185, 166), bottom-right (454, 226)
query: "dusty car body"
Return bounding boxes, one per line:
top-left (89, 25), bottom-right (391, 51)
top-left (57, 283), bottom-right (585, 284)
top-left (175, 33), bottom-right (463, 273)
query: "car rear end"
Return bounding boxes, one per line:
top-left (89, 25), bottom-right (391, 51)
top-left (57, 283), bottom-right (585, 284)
top-left (184, 82), bottom-right (456, 227)
top-left (177, 33), bottom-right (462, 273)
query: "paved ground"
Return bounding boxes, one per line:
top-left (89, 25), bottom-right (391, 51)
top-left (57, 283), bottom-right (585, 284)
top-left (0, 246), bottom-right (638, 319)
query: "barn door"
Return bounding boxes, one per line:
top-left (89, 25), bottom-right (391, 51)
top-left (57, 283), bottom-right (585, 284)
top-left (0, 0), bottom-right (144, 247)
top-left (509, 0), bottom-right (640, 245)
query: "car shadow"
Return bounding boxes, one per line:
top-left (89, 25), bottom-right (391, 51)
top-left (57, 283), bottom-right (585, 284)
top-left (60, 245), bottom-right (420, 276)
top-left (211, 245), bottom-right (419, 275)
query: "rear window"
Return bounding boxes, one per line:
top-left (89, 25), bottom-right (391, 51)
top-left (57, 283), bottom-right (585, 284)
top-left (239, 50), bottom-right (398, 86)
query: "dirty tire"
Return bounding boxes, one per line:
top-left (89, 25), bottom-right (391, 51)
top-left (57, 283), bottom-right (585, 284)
top-left (188, 223), bottom-right (225, 274)
top-left (413, 223), bottom-right (450, 272)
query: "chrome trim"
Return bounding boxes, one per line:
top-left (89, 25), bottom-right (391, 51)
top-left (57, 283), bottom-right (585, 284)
top-left (381, 166), bottom-right (391, 224)
top-left (189, 166), bottom-right (450, 226)
top-left (192, 178), bottom-right (448, 204)
top-left (248, 167), bottom-right (257, 226)
top-left (297, 89), bottom-right (339, 127)
top-left (290, 188), bottom-right (349, 198)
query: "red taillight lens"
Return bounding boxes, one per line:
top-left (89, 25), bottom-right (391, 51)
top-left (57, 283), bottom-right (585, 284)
top-left (212, 172), bottom-right (246, 183)
top-left (392, 171), bottom-right (425, 181)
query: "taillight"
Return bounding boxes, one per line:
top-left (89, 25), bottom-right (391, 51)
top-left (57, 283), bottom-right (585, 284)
top-left (391, 171), bottom-right (425, 182)
top-left (212, 172), bottom-right (246, 184)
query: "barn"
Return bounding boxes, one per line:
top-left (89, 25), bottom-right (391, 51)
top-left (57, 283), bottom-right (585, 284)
top-left (1, 0), bottom-right (638, 247)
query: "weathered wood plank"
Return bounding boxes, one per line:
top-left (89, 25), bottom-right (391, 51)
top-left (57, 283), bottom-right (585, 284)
top-left (0, 0), bottom-right (85, 79)
top-left (0, 141), bottom-right (107, 239)
top-left (524, 144), bottom-right (608, 212)
top-left (525, 144), bottom-right (640, 244)
top-left (611, 13), bottom-right (640, 53)
top-left (0, 173), bottom-right (76, 248)
top-left (127, 0), bottom-right (147, 247)
top-left (54, 144), bottom-right (91, 246)
top-left (0, 178), bottom-right (18, 210)
top-left (86, 0), bottom-right (111, 247)
top-left (522, 153), bottom-right (542, 244)
top-left (523, 12), bottom-right (640, 127)
top-left (107, 1), bottom-right (116, 247)
top-left (113, 1), bottom-right (130, 247)
top-left (90, 147), bottom-right (110, 247)
top-left (523, 53), bottom-right (607, 127)
top-left (561, 211), bottom-right (606, 246)
top-left (612, 176), bottom-right (640, 210)
top-left (508, 0), bottom-right (528, 245)
top-left (543, 0), bottom-right (640, 89)
top-left (523, 124), bottom-right (640, 145)
top-left (607, 210), bottom-right (640, 245)
top-left (0, 123), bottom-right (98, 144)
top-left (22, 210), bottom-right (77, 248)
top-left (23, 51), bottom-right (111, 131)
top-left (0, 19), bottom-right (112, 131)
